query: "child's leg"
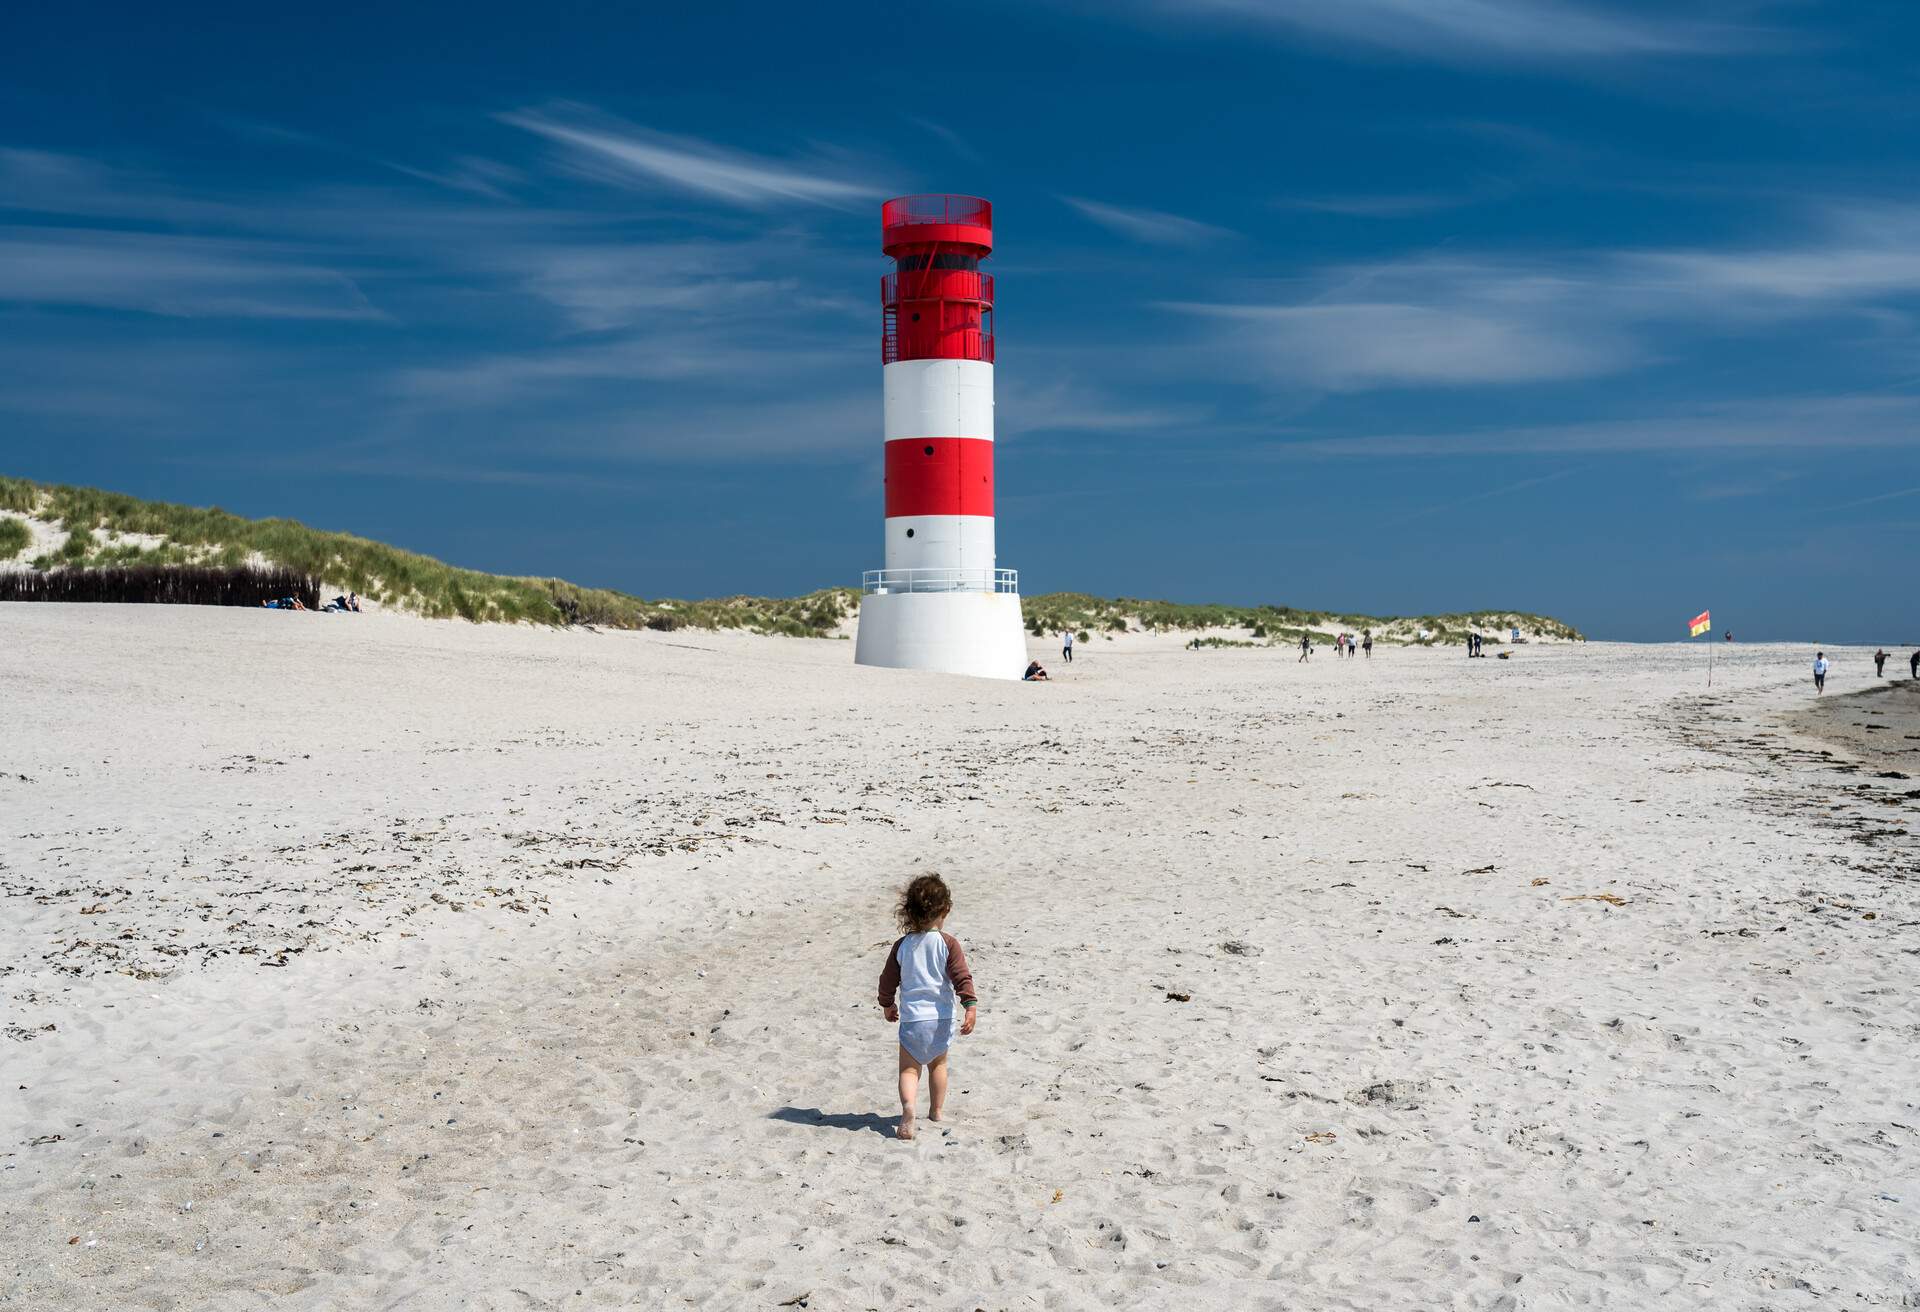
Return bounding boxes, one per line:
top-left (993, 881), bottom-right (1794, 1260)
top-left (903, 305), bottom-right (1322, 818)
top-left (896, 1045), bottom-right (921, 1140)
top-left (927, 1053), bottom-right (950, 1121)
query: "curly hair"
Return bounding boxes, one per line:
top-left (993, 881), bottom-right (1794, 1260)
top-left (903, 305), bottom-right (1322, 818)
top-left (896, 873), bottom-right (953, 934)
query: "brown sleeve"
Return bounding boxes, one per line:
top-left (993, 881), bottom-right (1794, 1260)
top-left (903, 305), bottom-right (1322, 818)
top-left (941, 933), bottom-right (977, 1006)
top-left (878, 937), bottom-right (904, 1008)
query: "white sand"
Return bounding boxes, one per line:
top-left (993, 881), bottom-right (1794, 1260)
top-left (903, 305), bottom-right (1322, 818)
top-left (1, 604), bottom-right (1914, 1309)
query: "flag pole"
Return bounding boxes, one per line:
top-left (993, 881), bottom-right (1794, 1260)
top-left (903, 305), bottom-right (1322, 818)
top-left (1689, 610), bottom-right (1713, 686)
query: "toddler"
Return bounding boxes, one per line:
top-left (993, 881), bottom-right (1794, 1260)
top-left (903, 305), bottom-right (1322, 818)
top-left (877, 874), bottom-right (978, 1140)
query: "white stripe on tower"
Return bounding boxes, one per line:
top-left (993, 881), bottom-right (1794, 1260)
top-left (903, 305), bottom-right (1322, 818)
top-left (883, 359), bottom-right (994, 441)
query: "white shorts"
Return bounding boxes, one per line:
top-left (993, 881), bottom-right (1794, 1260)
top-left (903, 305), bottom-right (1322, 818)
top-left (899, 1016), bottom-right (957, 1065)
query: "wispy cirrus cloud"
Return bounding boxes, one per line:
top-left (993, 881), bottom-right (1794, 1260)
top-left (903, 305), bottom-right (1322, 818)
top-left (382, 156), bottom-right (525, 201)
top-left (910, 117), bottom-right (982, 164)
top-left (498, 240), bottom-right (807, 333)
top-left (1253, 394), bottom-right (1920, 458)
top-left (1397, 465), bottom-right (1589, 520)
top-left (1168, 296), bottom-right (1631, 388)
top-left (500, 107), bottom-right (879, 208)
top-left (1276, 178), bottom-right (1514, 217)
top-left (1101, 0), bottom-right (1755, 62)
top-left (1626, 206), bottom-right (1920, 302)
top-left (390, 330), bottom-right (849, 407)
top-left (0, 228), bottom-right (385, 320)
top-left (999, 378), bottom-right (1213, 436)
top-left (1691, 468), bottom-right (1800, 500)
top-left (361, 381), bottom-right (876, 466)
top-left (1168, 203), bottom-right (1920, 392)
top-left (0, 139), bottom-right (880, 465)
top-left (1812, 482), bottom-right (1920, 513)
top-left (1061, 196), bottom-right (1232, 245)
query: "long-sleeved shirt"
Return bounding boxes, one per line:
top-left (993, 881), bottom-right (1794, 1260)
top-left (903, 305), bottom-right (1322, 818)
top-left (878, 931), bottom-right (977, 1022)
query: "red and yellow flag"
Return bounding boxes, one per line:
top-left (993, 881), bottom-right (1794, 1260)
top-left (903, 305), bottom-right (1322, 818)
top-left (1688, 609), bottom-right (1711, 637)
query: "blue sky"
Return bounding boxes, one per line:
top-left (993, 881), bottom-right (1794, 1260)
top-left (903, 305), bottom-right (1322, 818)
top-left (4, 1), bottom-right (1918, 640)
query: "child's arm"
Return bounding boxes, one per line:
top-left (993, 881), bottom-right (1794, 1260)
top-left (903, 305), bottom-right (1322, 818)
top-left (942, 933), bottom-right (979, 1034)
top-left (878, 939), bottom-right (902, 1022)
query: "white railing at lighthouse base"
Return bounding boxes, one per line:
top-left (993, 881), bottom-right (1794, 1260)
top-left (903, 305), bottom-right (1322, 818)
top-left (862, 567), bottom-right (1019, 595)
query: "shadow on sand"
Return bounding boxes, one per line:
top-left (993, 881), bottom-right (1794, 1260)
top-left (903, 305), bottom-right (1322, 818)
top-left (769, 1106), bottom-right (896, 1139)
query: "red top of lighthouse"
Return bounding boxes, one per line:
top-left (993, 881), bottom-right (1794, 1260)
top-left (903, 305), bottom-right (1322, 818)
top-left (882, 194), bottom-right (992, 256)
top-left (881, 194), bottom-right (994, 364)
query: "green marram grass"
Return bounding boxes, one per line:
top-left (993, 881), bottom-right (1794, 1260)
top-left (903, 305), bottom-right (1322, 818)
top-left (0, 475), bottom-right (1583, 641)
top-left (0, 516), bottom-right (29, 560)
top-left (1021, 591), bottom-right (1580, 644)
top-left (0, 475), bottom-right (854, 634)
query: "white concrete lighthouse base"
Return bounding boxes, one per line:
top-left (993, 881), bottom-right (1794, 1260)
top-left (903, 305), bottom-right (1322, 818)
top-left (854, 591), bottom-right (1028, 681)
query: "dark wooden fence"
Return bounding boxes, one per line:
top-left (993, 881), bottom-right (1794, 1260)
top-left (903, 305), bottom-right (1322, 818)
top-left (0, 565), bottom-right (321, 609)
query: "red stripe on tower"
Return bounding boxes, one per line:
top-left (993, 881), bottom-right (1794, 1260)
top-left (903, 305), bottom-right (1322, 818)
top-left (883, 438), bottom-right (994, 518)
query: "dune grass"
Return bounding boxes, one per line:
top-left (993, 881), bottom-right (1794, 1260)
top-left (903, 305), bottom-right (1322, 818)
top-left (1022, 591), bottom-right (1579, 643)
top-left (0, 475), bottom-right (1582, 640)
top-left (0, 475), bottom-right (855, 634)
top-left (0, 516), bottom-right (29, 560)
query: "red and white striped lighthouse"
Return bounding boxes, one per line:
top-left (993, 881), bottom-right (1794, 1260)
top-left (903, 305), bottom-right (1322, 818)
top-left (855, 195), bottom-right (1026, 679)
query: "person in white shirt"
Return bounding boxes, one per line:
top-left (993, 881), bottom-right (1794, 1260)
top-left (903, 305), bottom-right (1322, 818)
top-left (1060, 630), bottom-right (1073, 662)
top-left (877, 874), bottom-right (979, 1141)
top-left (1813, 651), bottom-right (1829, 694)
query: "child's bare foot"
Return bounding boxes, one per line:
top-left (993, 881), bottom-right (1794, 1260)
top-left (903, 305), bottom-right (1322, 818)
top-left (897, 1108), bottom-right (915, 1140)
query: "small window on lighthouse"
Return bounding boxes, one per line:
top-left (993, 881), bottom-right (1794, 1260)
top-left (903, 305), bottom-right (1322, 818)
top-left (923, 445), bottom-right (934, 456)
top-left (905, 528), bottom-right (915, 538)
top-left (910, 313), bottom-right (921, 322)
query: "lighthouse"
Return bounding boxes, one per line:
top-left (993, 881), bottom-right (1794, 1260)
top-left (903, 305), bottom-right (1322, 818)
top-left (854, 195), bottom-right (1027, 680)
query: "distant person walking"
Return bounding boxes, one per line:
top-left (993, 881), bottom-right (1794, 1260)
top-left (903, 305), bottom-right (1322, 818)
top-left (1363, 631), bottom-right (1373, 658)
top-left (1060, 630), bottom-right (1073, 663)
top-left (1911, 649), bottom-right (1919, 679)
top-left (1298, 633), bottom-right (1311, 663)
top-left (1813, 651), bottom-right (1829, 694)
top-left (1875, 649), bottom-right (1888, 677)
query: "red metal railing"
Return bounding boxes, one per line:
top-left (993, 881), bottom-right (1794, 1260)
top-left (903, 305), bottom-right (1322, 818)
top-left (882, 305), bottom-right (993, 363)
top-left (882, 195), bottom-right (991, 230)
top-left (880, 271), bottom-right (993, 307)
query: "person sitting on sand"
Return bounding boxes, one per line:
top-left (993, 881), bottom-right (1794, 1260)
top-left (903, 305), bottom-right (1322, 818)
top-left (878, 874), bottom-right (978, 1141)
top-left (1813, 651), bottom-right (1829, 694)
top-left (1023, 661), bottom-right (1049, 681)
